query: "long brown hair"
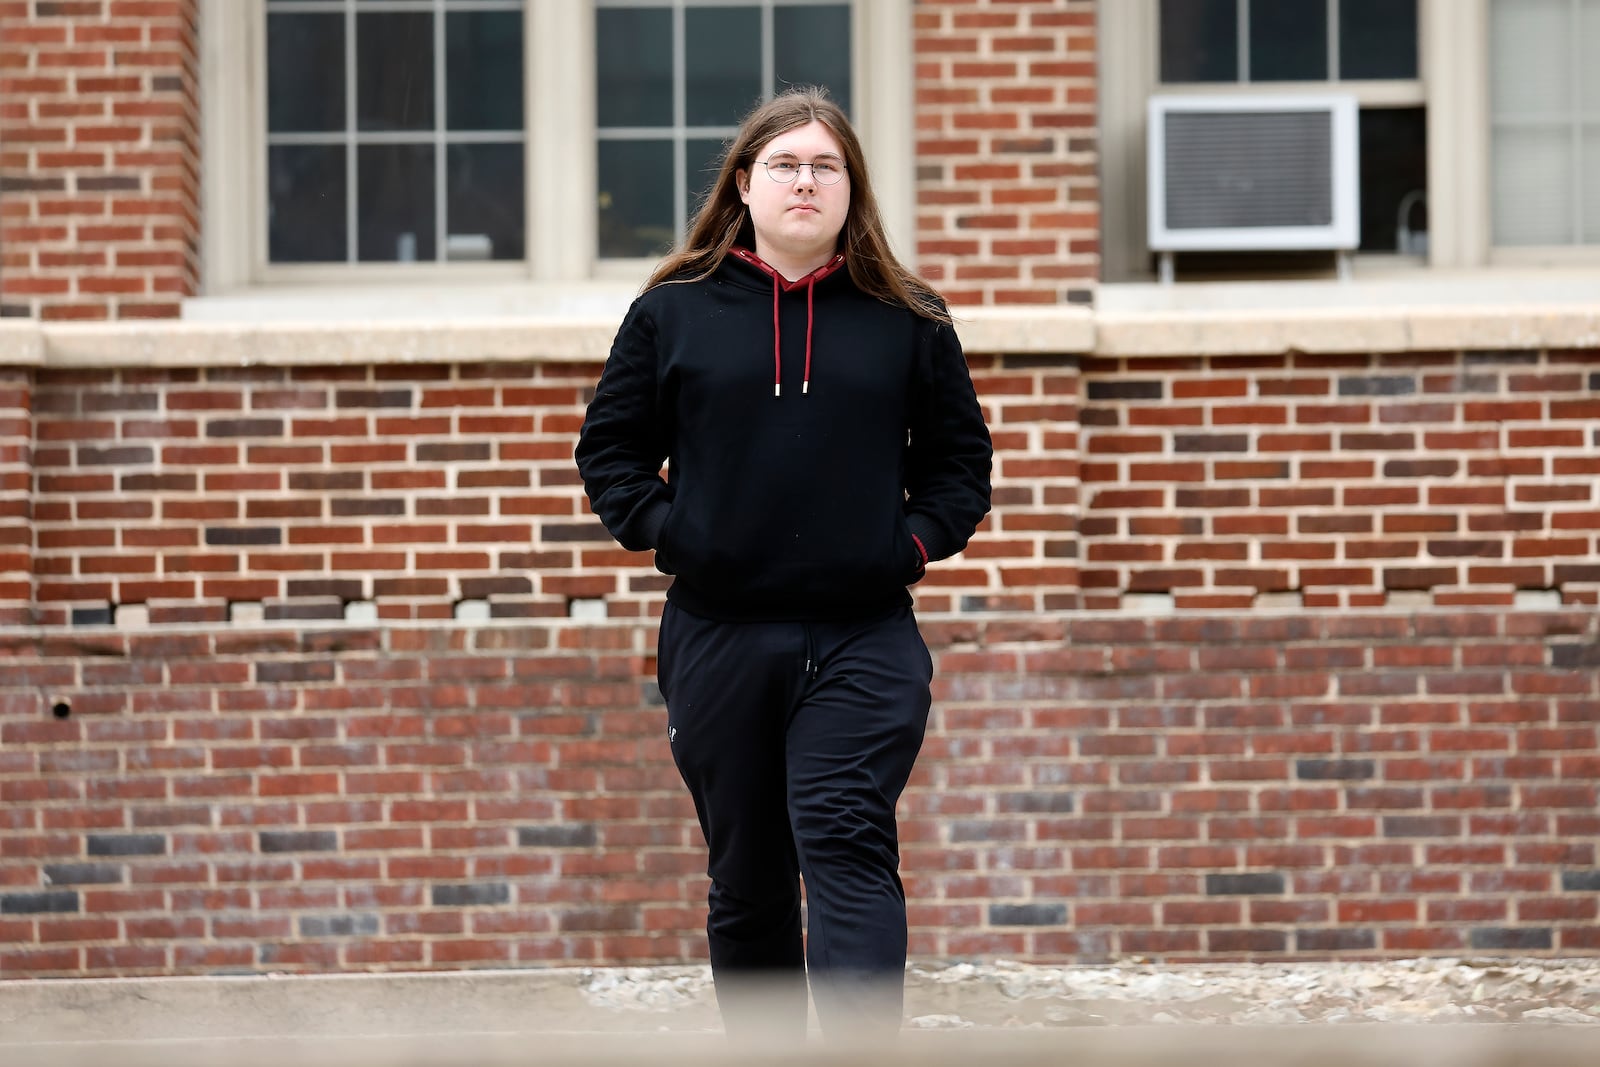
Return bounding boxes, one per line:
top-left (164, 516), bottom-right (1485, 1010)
top-left (644, 87), bottom-right (950, 325)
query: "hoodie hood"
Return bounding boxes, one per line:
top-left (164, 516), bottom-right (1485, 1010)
top-left (724, 246), bottom-right (848, 396)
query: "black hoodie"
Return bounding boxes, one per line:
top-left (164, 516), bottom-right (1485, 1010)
top-left (575, 249), bottom-right (992, 622)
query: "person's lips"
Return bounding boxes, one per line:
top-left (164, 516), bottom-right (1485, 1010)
top-left (788, 202), bottom-right (819, 213)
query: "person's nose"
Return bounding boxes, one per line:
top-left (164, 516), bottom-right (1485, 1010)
top-left (793, 165), bottom-right (818, 193)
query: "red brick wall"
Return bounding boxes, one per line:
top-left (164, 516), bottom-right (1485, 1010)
top-left (20, 355), bottom-right (1077, 625)
top-left (914, 0), bottom-right (1099, 306)
top-left (0, 0), bottom-right (200, 320)
top-left (14, 345), bottom-right (1600, 626)
top-left (0, 368), bottom-right (30, 625)
top-left (1, 611), bottom-right (1596, 976)
top-left (1079, 350), bottom-right (1600, 610)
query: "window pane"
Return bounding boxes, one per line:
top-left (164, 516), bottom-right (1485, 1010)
top-left (1490, 0), bottom-right (1570, 116)
top-left (446, 10), bottom-right (523, 131)
top-left (1249, 0), bottom-right (1326, 81)
top-left (1339, 0), bottom-right (1417, 80)
top-left (357, 11), bottom-right (435, 132)
top-left (686, 6), bottom-right (761, 127)
top-left (598, 139), bottom-right (675, 258)
top-left (1492, 127), bottom-right (1573, 246)
top-left (597, 7), bottom-right (673, 128)
top-left (268, 13), bottom-right (344, 133)
top-left (1584, 125), bottom-right (1600, 244)
top-left (685, 136), bottom-right (729, 219)
top-left (774, 3), bottom-right (852, 113)
top-left (446, 143), bottom-right (525, 261)
top-left (269, 145), bottom-right (347, 263)
top-left (1159, 0), bottom-right (1237, 83)
top-left (1585, 0), bottom-right (1600, 110)
top-left (1357, 107), bottom-right (1426, 252)
top-left (358, 144), bottom-right (437, 261)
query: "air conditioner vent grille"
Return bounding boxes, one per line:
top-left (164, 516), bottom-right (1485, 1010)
top-left (1163, 110), bottom-right (1334, 231)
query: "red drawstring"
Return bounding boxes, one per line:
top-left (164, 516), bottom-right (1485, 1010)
top-left (727, 247), bottom-right (844, 399)
top-left (771, 274), bottom-right (782, 397)
top-left (804, 281), bottom-right (814, 395)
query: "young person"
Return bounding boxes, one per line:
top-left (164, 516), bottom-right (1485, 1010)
top-left (575, 87), bottom-right (992, 1039)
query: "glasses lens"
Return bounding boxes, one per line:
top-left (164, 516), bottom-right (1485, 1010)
top-left (764, 154), bottom-right (798, 182)
top-left (762, 155), bottom-right (845, 184)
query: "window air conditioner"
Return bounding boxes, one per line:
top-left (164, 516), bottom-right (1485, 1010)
top-left (1147, 94), bottom-right (1360, 283)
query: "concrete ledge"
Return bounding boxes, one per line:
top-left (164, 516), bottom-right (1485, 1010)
top-left (0, 321), bottom-right (44, 366)
top-left (7, 302), bottom-right (1597, 369)
top-left (1094, 304), bottom-right (1600, 357)
top-left (38, 320), bottom-right (620, 368)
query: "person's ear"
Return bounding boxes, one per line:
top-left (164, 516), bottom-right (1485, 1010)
top-left (735, 169), bottom-right (751, 205)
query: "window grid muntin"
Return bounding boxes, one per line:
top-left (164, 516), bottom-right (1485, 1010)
top-left (596, 0), bottom-right (851, 253)
top-left (264, 0), bottom-right (526, 264)
top-left (1166, 0), bottom-right (1415, 86)
top-left (1489, 0), bottom-right (1598, 244)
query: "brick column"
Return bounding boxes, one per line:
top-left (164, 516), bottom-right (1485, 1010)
top-left (914, 0), bottom-right (1099, 307)
top-left (0, 0), bottom-right (200, 321)
top-left (0, 368), bottom-right (31, 625)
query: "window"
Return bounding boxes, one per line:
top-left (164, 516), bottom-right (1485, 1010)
top-left (265, 0), bottom-right (527, 265)
top-left (201, 0), bottom-right (903, 296)
top-left (1489, 0), bottom-right (1600, 247)
top-left (594, 0), bottom-right (853, 258)
top-left (1158, 0), bottom-right (1418, 84)
top-left (1155, 0), bottom-right (1425, 257)
top-left (1100, 0), bottom-right (1600, 283)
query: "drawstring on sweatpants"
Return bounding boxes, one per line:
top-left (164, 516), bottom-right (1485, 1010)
top-left (803, 624), bottom-right (818, 680)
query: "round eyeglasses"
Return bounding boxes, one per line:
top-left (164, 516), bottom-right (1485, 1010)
top-left (754, 154), bottom-right (847, 186)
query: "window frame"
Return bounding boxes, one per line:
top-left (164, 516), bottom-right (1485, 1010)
top-left (1099, 0), bottom-right (1591, 282)
top-left (199, 0), bottom-right (913, 295)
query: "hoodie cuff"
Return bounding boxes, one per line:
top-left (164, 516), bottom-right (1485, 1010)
top-left (906, 514), bottom-right (945, 566)
top-left (638, 498), bottom-right (671, 552)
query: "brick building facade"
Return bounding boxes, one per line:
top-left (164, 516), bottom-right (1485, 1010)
top-left (1, 0), bottom-right (1598, 979)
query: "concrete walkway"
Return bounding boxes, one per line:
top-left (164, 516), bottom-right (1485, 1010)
top-left (3, 962), bottom-right (1598, 1066)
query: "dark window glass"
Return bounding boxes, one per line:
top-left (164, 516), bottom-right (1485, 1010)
top-left (356, 12), bottom-right (435, 132)
top-left (267, 13), bottom-right (344, 133)
top-left (1159, 0), bottom-right (1238, 83)
top-left (686, 6), bottom-right (762, 127)
top-left (597, 7), bottom-right (673, 128)
top-left (269, 145), bottom-right (347, 263)
top-left (774, 3), bottom-right (853, 113)
top-left (686, 136), bottom-right (729, 216)
top-left (1357, 106), bottom-right (1427, 251)
top-left (446, 10), bottom-right (523, 131)
top-left (358, 144), bottom-right (436, 261)
top-left (1340, 0), bottom-right (1418, 80)
top-left (1249, 0), bottom-right (1327, 81)
top-left (598, 139), bottom-right (675, 257)
top-left (446, 143), bottom-right (525, 261)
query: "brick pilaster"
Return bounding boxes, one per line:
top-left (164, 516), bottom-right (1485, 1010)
top-left (0, 0), bottom-right (200, 320)
top-left (0, 367), bottom-right (32, 625)
top-left (914, 0), bottom-right (1099, 306)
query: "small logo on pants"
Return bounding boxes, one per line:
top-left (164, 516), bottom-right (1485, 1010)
top-left (669, 725), bottom-right (677, 743)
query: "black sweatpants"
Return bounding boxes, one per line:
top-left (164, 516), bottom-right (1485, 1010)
top-left (655, 601), bottom-right (933, 1038)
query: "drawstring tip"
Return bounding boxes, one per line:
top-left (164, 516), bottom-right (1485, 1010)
top-left (802, 380), bottom-right (809, 394)
top-left (774, 384), bottom-right (781, 397)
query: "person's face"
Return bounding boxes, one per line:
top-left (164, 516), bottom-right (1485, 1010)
top-left (737, 120), bottom-right (851, 262)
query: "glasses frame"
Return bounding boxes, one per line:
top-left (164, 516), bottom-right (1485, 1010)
top-left (752, 155), bottom-right (849, 185)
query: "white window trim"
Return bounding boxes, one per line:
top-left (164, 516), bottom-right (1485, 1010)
top-left (198, 0), bottom-right (911, 298)
top-left (1100, 0), bottom-right (1595, 283)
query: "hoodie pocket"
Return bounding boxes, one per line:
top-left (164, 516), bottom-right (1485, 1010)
top-left (655, 506), bottom-right (679, 576)
top-left (894, 513), bottom-right (923, 587)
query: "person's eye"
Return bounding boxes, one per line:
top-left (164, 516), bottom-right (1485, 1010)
top-left (772, 161), bottom-right (798, 173)
top-left (814, 162), bottom-right (839, 177)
